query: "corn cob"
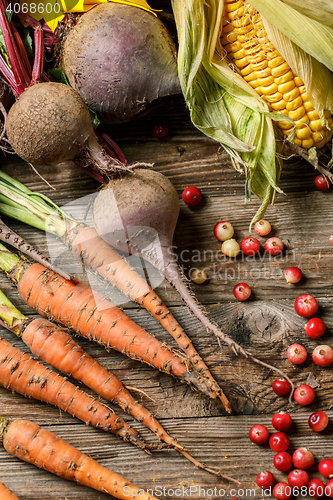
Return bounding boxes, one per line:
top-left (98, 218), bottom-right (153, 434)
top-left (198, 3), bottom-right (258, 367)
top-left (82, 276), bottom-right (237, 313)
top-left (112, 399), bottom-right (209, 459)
top-left (221, 0), bottom-right (333, 149)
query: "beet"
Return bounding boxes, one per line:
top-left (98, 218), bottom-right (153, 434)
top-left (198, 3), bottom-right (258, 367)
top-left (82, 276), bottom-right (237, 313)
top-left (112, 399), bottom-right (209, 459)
top-left (59, 3), bottom-right (181, 124)
top-left (92, 169), bottom-right (294, 387)
top-left (6, 82), bottom-right (127, 171)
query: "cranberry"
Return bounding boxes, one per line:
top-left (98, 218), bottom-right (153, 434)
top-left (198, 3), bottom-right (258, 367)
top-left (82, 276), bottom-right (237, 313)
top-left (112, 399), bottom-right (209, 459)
top-left (249, 424), bottom-right (269, 444)
top-left (294, 294), bottom-right (318, 317)
top-left (233, 282), bottom-right (251, 301)
top-left (292, 447), bottom-right (315, 469)
top-left (274, 452), bottom-right (292, 472)
top-left (309, 411), bottom-right (329, 432)
top-left (305, 318), bottom-right (326, 338)
top-left (151, 123), bottom-right (170, 139)
top-left (308, 478), bottom-right (325, 499)
top-left (240, 237), bottom-right (260, 256)
top-left (272, 412), bottom-right (292, 432)
top-left (214, 221), bottom-right (234, 241)
top-left (191, 269), bottom-right (208, 284)
top-left (284, 267), bottom-right (302, 284)
top-left (314, 174), bottom-right (332, 191)
top-left (326, 479), bottom-right (333, 498)
top-left (182, 186), bottom-right (202, 207)
top-left (254, 219), bottom-right (271, 236)
top-left (269, 432), bottom-right (290, 452)
top-left (272, 379), bottom-right (291, 396)
top-left (287, 469), bottom-right (309, 488)
top-left (265, 237), bottom-right (284, 255)
top-left (286, 343), bottom-right (307, 364)
top-left (294, 384), bottom-right (315, 406)
top-left (272, 482), bottom-right (291, 500)
top-left (312, 345), bottom-right (333, 367)
top-left (256, 470), bottom-right (275, 489)
top-left (221, 238), bottom-right (240, 257)
top-left (318, 459), bottom-right (333, 478)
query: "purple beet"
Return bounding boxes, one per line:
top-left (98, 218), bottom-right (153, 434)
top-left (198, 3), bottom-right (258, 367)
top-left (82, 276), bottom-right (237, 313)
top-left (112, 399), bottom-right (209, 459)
top-left (58, 3), bottom-right (181, 124)
top-left (92, 169), bottom-right (294, 389)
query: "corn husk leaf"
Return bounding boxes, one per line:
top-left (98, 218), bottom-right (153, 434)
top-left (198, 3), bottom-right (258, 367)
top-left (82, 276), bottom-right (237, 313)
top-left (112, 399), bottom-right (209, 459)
top-left (282, 0), bottom-right (333, 29)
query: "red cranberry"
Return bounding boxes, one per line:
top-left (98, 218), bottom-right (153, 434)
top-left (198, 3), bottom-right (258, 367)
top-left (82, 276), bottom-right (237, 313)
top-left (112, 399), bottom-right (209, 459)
top-left (273, 452), bottom-right (292, 472)
top-left (214, 221), bottom-right (234, 241)
top-left (151, 123), bottom-right (170, 139)
top-left (272, 482), bottom-right (291, 500)
top-left (305, 318), bottom-right (326, 338)
top-left (294, 385), bottom-right (315, 406)
top-left (269, 432), bottom-right (290, 452)
top-left (318, 458), bottom-right (333, 478)
top-left (249, 424), bottom-right (269, 444)
top-left (308, 478), bottom-right (325, 499)
top-left (241, 237), bottom-right (260, 256)
top-left (314, 174), bottom-right (332, 191)
top-left (294, 294), bottom-right (318, 317)
top-left (287, 469), bottom-right (309, 488)
top-left (326, 479), bottom-right (333, 498)
top-left (292, 447), bottom-right (314, 469)
top-left (254, 219), bottom-right (271, 236)
top-left (285, 267), bottom-right (302, 284)
top-left (272, 412), bottom-right (292, 432)
top-left (308, 411), bottom-right (329, 432)
top-left (233, 282), bottom-right (251, 301)
top-left (312, 345), bottom-right (333, 367)
top-left (272, 379), bottom-right (291, 396)
top-left (265, 237), bottom-right (284, 255)
top-left (182, 186), bottom-right (202, 207)
top-left (256, 470), bottom-right (275, 489)
top-left (286, 343), bottom-right (307, 364)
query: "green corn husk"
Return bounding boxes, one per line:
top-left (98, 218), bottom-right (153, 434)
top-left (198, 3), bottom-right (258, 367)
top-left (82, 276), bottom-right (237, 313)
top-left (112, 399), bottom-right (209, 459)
top-left (171, 0), bottom-right (333, 226)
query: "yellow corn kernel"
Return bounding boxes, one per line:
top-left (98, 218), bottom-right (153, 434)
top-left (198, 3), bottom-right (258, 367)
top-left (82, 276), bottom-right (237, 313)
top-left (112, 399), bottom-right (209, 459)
top-left (289, 106), bottom-right (306, 121)
top-left (283, 87), bottom-right (300, 103)
top-left (278, 80), bottom-right (295, 94)
top-left (296, 124), bottom-right (312, 140)
top-left (286, 96), bottom-right (303, 111)
top-left (310, 119), bottom-right (324, 132)
top-left (302, 137), bottom-right (314, 149)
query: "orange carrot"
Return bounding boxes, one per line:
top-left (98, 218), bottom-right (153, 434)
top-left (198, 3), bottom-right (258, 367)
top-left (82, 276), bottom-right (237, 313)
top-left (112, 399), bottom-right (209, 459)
top-left (0, 336), bottom-right (148, 450)
top-left (0, 417), bottom-right (159, 500)
top-left (0, 482), bottom-right (20, 500)
top-left (9, 259), bottom-right (218, 399)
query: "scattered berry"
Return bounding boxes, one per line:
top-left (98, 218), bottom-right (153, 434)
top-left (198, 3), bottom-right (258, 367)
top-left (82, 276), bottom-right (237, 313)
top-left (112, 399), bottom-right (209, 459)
top-left (292, 447), bottom-right (315, 469)
top-left (308, 478), bottom-right (325, 499)
top-left (265, 237), bottom-right (284, 255)
top-left (294, 385), bottom-right (315, 406)
top-left (314, 174), bottom-right (332, 191)
top-left (326, 479), bottom-right (333, 498)
top-left (249, 424), bottom-right (269, 444)
top-left (182, 186), bottom-right (202, 207)
top-left (286, 343), bottom-right (307, 364)
top-left (294, 294), bottom-right (318, 317)
top-left (305, 318), bottom-right (326, 338)
top-left (273, 452), bottom-right (292, 472)
top-left (214, 221), bottom-right (234, 241)
top-left (284, 267), bottom-right (302, 284)
top-left (241, 237), bottom-right (260, 256)
top-left (318, 458), bottom-right (333, 478)
top-left (254, 219), bottom-right (272, 236)
top-left (221, 239), bottom-right (240, 257)
top-left (256, 471), bottom-right (275, 489)
top-left (269, 432), bottom-right (290, 452)
top-left (151, 123), bottom-right (170, 139)
top-left (272, 379), bottom-right (291, 396)
top-left (272, 412), bottom-right (292, 432)
top-left (191, 269), bottom-right (208, 285)
top-left (233, 282), bottom-right (251, 301)
top-left (287, 469), bottom-right (309, 488)
top-left (308, 411), bottom-right (329, 432)
top-left (273, 482), bottom-right (291, 500)
top-left (312, 345), bottom-right (333, 367)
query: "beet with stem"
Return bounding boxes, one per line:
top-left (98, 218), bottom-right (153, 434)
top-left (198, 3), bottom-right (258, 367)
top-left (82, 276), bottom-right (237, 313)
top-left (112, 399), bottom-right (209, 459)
top-left (93, 168), bottom-right (294, 394)
top-left (58, 2), bottom-right (181, 124)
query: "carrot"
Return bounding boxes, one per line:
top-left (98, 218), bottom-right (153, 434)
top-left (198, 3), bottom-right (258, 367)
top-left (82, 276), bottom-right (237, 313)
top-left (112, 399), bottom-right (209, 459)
top-left (0, 336), bottom-right (148, 450)
top-left (0, 170), bottom-right (230, 411)
top-left (0, 482), bottom-right (20, 500)
top-left (0, 286), bottom-right (180, 448)
top-left (0, 417), bottom-right (159, 500)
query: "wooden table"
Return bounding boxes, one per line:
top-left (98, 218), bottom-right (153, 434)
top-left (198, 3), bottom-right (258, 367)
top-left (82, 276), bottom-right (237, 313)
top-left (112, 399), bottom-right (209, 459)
top-left (0, 94), bottom-right (332, 499)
